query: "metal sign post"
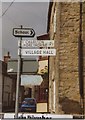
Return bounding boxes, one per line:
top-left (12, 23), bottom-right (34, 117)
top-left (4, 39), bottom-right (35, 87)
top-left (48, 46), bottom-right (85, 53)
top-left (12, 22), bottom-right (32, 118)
top-left (15, 25), bottom-right (22, 118)
top-left (13, 26), bottom-right (35, 118)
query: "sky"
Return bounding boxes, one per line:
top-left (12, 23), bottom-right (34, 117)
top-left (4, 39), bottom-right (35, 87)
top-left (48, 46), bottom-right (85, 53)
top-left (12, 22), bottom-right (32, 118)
top-left (1, 1), bottom-right (49, 60)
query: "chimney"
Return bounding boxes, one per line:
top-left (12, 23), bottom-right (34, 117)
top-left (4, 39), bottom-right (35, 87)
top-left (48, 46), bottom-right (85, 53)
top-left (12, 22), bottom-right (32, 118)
top-left (4, 52), bottom-right (11, 63)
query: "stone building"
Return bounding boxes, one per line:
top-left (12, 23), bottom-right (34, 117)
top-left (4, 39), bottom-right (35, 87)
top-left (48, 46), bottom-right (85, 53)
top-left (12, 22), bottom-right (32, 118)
top-left (47, 1), bottom-right (85, 115)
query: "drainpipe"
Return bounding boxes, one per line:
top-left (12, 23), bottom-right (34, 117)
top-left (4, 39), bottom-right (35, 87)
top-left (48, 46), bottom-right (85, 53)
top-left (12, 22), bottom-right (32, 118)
top-left (54, 2), bottom-right (61, 114)
top-left (78, 1), bottom-right (84, 116)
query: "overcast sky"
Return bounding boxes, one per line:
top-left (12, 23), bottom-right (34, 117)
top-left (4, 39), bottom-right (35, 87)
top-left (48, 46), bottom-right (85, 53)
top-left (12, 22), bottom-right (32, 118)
top-left (1, 1), bottom-right (49, 60)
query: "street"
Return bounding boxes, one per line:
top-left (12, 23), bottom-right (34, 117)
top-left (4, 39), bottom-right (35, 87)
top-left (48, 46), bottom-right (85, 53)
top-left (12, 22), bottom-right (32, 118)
top-left (3, 103), bottom-right (47, 113)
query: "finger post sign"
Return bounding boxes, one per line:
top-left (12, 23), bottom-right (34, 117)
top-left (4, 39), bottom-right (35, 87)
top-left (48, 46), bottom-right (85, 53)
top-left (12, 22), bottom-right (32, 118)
top-left (20, 40), bottom-right (54, 48)
top-left (21, 49), bottom-right (56, 56)
top-left (13, 28), bottom-right (35, 37)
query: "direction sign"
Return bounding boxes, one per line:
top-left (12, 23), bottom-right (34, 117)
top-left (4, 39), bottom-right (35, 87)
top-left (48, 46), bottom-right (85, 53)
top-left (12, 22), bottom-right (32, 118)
top-left (21, 49), bottom-right (56, 56)
top-left (20, 40), bottom-right (54, 48)
top-left (21, 75), bottom-right (43, 86)
top-left (13, 28), bottom-right (35, 37)
top-left (7, 59), bottom-right (39, 74)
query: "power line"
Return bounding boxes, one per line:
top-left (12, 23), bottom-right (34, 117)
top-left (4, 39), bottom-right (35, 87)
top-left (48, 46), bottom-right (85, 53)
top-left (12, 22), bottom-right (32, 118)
top-left (2, 0), bottom-right (15, 17)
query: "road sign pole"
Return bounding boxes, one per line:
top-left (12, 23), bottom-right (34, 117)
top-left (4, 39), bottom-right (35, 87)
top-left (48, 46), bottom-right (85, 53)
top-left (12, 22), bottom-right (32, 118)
top-left (15, 25), bottom-right (22, 118)
top-left (13, 26), bottom-right (35, 118)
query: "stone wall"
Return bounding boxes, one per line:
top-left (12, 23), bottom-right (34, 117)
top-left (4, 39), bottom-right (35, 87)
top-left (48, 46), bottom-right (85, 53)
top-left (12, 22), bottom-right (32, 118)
top-left (58, 3), bottom-right (80, 101)
top-left (48, 2), bottom-right (84, 114)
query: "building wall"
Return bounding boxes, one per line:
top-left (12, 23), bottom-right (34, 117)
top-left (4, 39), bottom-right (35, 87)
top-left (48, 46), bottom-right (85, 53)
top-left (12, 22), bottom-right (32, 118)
top-left (3, 76), bottom-right (13, 108)
top-left (57, 3), bottom-right (80, 114)
top-left (0, 60), bottom-right (17, 112)
top-left (35, 60), bottom-right (49, 103)
top-left (48, 2), bottom-right (84, 114)
top-left (0, 74), bottom-right (3, 112)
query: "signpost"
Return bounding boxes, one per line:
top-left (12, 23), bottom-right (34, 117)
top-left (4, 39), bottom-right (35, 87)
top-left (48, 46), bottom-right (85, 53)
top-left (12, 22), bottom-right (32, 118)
top-left (20, 40), bottom-right (54, 48)
top-left (21, 49), bottom-right (56, 56)
top-left (13, 26), bottom-right (35, 118)
top-left (7, 59), bottom-right (39, 74)
top-left (13, 28), bottom-right (35, 37)
top-left (21, 75), bottom-right (43, 86)
top-left (13, 25), bottom-right (56, 118)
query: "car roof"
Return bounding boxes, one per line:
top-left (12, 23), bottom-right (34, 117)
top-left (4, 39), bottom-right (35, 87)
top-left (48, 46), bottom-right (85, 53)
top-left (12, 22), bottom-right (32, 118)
top-left (24, 98), bottom-right (36, 100)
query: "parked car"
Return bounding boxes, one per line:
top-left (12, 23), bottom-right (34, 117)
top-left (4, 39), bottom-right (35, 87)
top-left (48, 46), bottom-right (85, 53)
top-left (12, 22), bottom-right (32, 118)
top-left (20, 98), bottom-right (36, 112)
